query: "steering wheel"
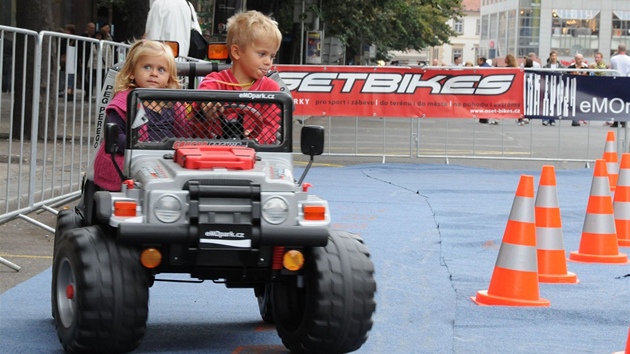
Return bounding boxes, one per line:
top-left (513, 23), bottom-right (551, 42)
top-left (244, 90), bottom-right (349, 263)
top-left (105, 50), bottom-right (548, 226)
top-left (220, 104), bottom-right (265, 141)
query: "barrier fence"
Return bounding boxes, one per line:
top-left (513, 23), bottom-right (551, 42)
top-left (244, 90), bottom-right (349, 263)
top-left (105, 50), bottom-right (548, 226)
top-left (0, 24), bottom-right (628, 230)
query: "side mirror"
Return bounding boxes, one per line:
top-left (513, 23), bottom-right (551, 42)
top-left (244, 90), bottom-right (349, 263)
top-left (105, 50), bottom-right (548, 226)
top-left (105, 122), bottom-right (120, 155)
top-left (301, 125), bottom-right (324, 156)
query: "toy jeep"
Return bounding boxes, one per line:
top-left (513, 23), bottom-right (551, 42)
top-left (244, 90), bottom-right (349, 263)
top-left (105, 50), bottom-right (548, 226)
top-left (51, 81), bottom-right (376, 353)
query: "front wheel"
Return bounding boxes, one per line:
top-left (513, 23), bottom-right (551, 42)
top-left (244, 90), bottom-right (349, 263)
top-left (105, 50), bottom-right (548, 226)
top-left (273, 230), bottom-right (377, 353)
top-left (51, 226), bottom-right (149, 354)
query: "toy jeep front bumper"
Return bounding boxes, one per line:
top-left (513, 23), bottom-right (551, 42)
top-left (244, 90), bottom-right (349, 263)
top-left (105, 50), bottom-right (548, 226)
top-left (115, 223), bottom-right (329, 246)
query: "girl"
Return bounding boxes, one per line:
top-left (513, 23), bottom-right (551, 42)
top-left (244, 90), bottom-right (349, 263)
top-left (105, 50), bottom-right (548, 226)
top-left (92, 40), bottom-right (181, 191)
top-left (195, 11), bottom-right (282, 144)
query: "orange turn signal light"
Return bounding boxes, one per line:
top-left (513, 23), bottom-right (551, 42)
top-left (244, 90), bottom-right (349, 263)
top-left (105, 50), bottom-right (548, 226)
top-left (208, 43), bottom-right (229, 60)
top-left (114, 201), bottom-right (137, 217)
top-left (303, 205), bottom-right (326, 220)
top-left (140, 248), bottom-right (162, 269)
top-left (282, 250), bottom-right (304, 271)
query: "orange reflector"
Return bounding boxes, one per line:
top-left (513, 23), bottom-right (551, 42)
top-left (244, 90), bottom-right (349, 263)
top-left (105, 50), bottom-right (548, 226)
top-left (282, 250), bottom-right (304, 271)
top-left (161, 41), bottom-right (180, 58)
top-left (303, 205), bottom-right (325, 220)
top-left (114, 201), bottom-right (137, 217)
top-left (208, 43), bottom-right (229, 60)
top-left (140, 248), bottom-right (162, 269)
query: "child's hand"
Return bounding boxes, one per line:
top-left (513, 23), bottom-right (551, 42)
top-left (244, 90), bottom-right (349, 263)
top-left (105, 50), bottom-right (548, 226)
top-left (200, 102), bottom-right (224, 120)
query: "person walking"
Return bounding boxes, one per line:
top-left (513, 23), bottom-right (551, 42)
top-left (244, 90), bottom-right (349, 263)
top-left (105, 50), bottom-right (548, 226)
top-left (505, 54), bottom-right (526, 126)
top-left (542, 50), bottom-right (564, 126)
top-left (144, 0), bottom-right (202, 58)
top-left (609, 44), bottom-right (630, 127)
top-left (522, 52), bottom-right (541, 68)
top-left (477, 56), bottom-right (498, 125)
top-left (567, 53), bottom-right (589, 126)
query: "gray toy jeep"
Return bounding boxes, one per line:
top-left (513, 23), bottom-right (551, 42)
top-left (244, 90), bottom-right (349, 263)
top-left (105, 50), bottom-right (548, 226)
top-left (51, 69), bottom-right (376, 353)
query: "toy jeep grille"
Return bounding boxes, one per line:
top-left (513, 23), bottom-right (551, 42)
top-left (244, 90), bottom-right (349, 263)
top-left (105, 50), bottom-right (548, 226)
top-left (126, 89), bottom-right (293, 152)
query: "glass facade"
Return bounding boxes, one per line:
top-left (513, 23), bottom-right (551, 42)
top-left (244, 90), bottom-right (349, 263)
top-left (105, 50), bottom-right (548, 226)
top-left (551, 9), bottom-right (600, 58)
top-left (480, 1), bottom-right (630, 65)
top-left (518, 2), bottom-right (541, 57)
top-left (612, 11), bottom-right (630, 56)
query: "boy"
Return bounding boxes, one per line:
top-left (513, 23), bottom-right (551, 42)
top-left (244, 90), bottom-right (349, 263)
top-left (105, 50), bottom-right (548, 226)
top-left (196, 11), bottom-right (282, 144)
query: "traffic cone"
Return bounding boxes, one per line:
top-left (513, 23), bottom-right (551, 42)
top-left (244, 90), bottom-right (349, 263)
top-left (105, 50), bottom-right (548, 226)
top-left (612, 326), bottom-right (630, 354)
top-left (535, 165), bottom-right (578, 283)
top-left (472, 175), bottom-right (550, 307)
top-left (615, 153), bottom-right (630, 247)
top-left (569, 159), bottom-right (628, 264)
top-left (603, 130), bottom-right (619, 192)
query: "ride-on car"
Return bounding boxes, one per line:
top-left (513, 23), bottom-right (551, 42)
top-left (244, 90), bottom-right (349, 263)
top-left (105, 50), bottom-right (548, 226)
top-left (50, 59), bottom-right (376, 353)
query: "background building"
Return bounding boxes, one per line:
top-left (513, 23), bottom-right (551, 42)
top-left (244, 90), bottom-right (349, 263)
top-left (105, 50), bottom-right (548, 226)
top-left (429, 0), bottom-right (481, 66)
top-left (480, 0), bottom-right (630, 66)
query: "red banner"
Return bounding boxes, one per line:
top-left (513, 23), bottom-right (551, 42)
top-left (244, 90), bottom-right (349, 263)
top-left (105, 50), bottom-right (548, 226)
top-left (273, 65), bottom-right (524, 119)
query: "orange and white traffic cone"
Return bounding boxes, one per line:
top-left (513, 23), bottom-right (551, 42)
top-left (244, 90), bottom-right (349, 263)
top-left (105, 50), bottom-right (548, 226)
top-left (603, 130), bottom-right (619, 192)
top-left (472, 175), bottom-right (550, 306)
top-left (535, 165), bottom-right (578, 283)
top-left (611, 326), bottom-right (630, 354)
top-left (615, 153), bottom-right (630, 247)
top-left (569, 159), bottom-right (628, 264)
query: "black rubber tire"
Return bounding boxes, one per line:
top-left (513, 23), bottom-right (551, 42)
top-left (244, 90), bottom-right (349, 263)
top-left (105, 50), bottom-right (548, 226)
top-left (51, 226), bottom-right (149, 354)
top-left (53, 208), bottom-right (84, 255)
top-left (51, 208), bottom-right (84, 317)
top-left (272, 230), bottom-right (377, 353)
top-left (255, 283), bottom-right (274, 324)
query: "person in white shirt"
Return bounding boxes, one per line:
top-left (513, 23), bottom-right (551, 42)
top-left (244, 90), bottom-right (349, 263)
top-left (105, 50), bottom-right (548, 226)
top-left (610, 44), bottom-right (630, 77)
top-left (609, 44), bottom-right (630, 126)
top-left (144, 0), bottom-right (202, 58)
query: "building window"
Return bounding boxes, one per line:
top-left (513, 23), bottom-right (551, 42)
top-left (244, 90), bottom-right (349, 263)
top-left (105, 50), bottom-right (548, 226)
top-left (612, 11), bottom-right (630, 56)
top-left (454, 20), bottom-right (463, 34)
top-left (476, 19), bottom-right (481, 35)
top-left (551, 9), bottom-right (600, 59)
top-left (481, 15), bottom-right (489, 39)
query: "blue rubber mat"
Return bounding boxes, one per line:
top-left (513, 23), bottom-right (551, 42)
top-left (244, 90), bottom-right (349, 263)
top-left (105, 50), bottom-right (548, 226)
top-left (1, 164), bottom-right (628, 353)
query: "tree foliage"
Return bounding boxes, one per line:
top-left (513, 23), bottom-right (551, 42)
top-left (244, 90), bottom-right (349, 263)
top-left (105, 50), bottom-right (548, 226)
top-left (313, 0), bottom-right (463, 58)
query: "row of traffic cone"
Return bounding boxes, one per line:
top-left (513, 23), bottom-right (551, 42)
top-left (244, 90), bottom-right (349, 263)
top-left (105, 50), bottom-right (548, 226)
top-left (595, 130), bottom-right (630, 247)
top-left (472, 132), bottom-right (630, 308)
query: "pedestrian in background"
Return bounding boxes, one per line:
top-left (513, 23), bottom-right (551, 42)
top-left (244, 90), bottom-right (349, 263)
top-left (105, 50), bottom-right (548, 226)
top-left (144, 0), bottom-right (202, 58)
top-left (590, 52), bottom-right (608, 76)
top-left (477, 56), bottom-right (498, 125)
top-left (524, 52), bottom-right (541, 68)
top-left (609, 44), bottom-right (630, 127)
top-left (505, 54), bottom-right (527, 126)
top-left (542, 50), bottom-right (564, 126)
top-left (568, 53), bottom-right (589, 126)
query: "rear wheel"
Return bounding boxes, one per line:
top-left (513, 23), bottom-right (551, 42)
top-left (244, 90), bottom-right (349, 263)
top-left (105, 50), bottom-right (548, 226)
top-left (255, 282), bottom-right (274, 324)
top-left (273, 230), bottom-right (376, 353)
top-left (51, 226), bottom-right (149, 354)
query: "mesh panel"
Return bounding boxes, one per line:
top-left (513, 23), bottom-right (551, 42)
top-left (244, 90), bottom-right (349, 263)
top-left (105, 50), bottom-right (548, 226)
top-left (133, 99), bottom-right (282, 147)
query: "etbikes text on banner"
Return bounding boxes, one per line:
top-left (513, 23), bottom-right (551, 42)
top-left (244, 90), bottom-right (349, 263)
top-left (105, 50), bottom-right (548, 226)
top-left (273, 65), bottom-right (524, 119)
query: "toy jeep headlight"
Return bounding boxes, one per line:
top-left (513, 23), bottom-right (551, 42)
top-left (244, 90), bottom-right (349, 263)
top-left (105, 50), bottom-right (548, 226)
top-left (262, 197), bottom-right (289, 224)
top-left (154, 195), bottom-right (182, 223)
